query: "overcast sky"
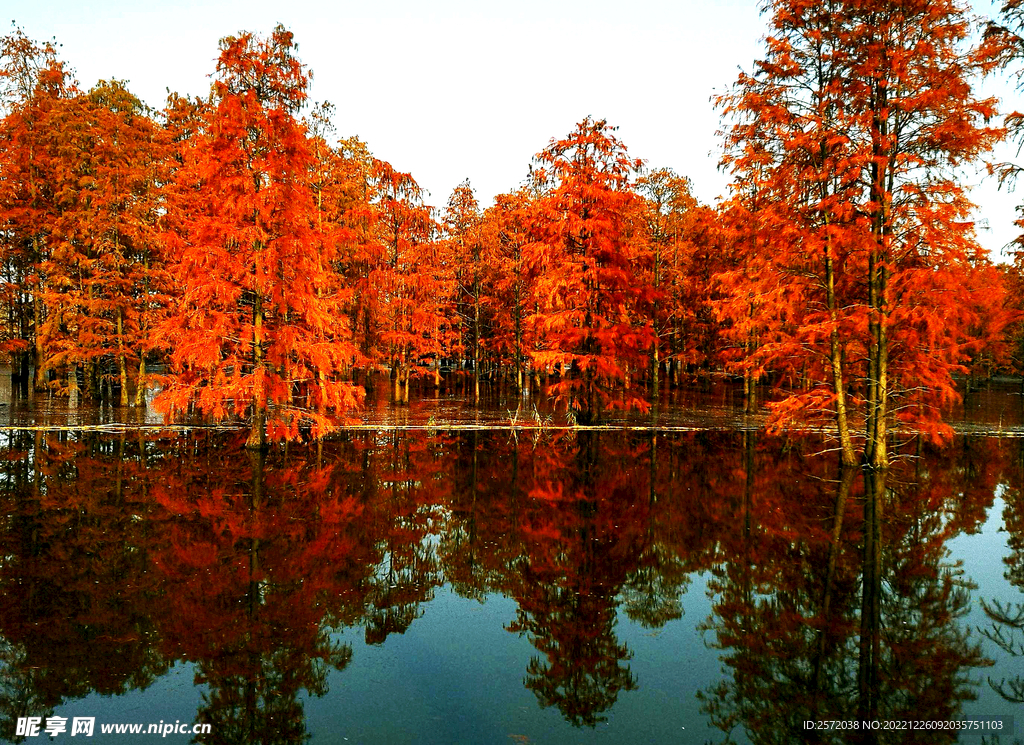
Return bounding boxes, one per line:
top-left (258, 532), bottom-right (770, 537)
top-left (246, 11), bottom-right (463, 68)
top-left (10, 0), bottom-right (1022, 259)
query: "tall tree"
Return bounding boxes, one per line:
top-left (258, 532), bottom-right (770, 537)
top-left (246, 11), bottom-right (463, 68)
top-left (853, 0), bottom-right (1002, 467)
top-left (156, 26), bottom-right (363, 446)
top-left (364, 160), bottom-right (451, 403)
top-left (527, 118), bottom-right (653, 423)
top-left (983, 1), bottom-right (1024, 390)
top-left (35, 80), bottom-right (166, 405)
top-left (718, 0), bottom-right (1004, 468)
top-left (636, 169), bottom-right (720, 396)
top-left (443, 180), bottom-right (484, 400)
top-left (480, 188), bottom-right (538, 393)
top-left (0, 26), bottom-right (74, 393)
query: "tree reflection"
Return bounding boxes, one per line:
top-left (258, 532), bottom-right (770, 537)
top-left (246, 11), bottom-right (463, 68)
top-left (619, 432), bottom-right (691, 629)
top-left (0, 432), bottom-right (168, 740)
top-left (699, 436), bottom-right (998, 744)
top-left (0, 427), bottom-right (1009, 741)
top-left (502, 431), bottom-right (646, 726)
top-left (149, 437), bottom-right (373, 744)
top-left (980, 439), bottom-right (1024, 718)
top-left (361, 431), bottom-right (446, 646)
top-left (435, 429), bottom-right (719, 727)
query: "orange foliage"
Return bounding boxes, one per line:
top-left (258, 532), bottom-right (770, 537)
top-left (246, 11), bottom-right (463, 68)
top-left (155, 27), bottom-right (363, 444)
top-left (526, 118), bottom-right (654, 421)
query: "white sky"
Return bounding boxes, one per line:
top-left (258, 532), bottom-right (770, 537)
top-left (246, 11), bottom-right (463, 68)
top-left (10, 0), bottom-right (1023, 260)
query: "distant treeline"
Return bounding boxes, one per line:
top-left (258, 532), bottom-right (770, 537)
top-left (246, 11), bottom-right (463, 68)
top-left (1, 6), bottom-right (1023, 459)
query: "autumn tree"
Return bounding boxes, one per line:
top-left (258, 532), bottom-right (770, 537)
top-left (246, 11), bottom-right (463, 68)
top-left (364, 160), bottom-right (452, 402)
top-left (719, 0), bottom-right (1004, 468)
top-left (443, 180), bottom-right (485, 400)
top-left (33, 80), bottom-right (166, 405)
top-left (856, 1), bottom-right (1003, 467)
top-left (637, 169), bottom-right (685, 397)
top-left (291, 127), bottom-right (379, 383)
top-left (1000, 262), bottom-right (1024, 385)
top-left (527, 118), bottom-right (653, 423)
top-left (479, 188), bottom-right (539, 393)
top-left (636, 169), bottom-right (723, 395)
top-left (157, 26), bottom-right (363, 446)
top-left (985, 0), bottom-right (1024, 191)
top-left (984, 1), bottom-right (1024, 388)
top-left (0, 26), bottom-right (74, 394)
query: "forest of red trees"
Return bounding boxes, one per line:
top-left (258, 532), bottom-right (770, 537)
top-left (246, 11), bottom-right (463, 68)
top-left (2, 0), bottom-right (1024, 461)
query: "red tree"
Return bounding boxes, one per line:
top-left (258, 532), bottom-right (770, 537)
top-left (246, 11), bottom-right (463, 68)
top-left (636, 169), bottom-right (722, 394)
top-left (0, 26), bottom-right (74, 393)
top-left (157, 26), bottom-right (363, 446)
top-left (480, 188), bottom-right (538, 393)
top-left (363, 160), bottom-right (452, 402)
top-left (527, 118), bottom-right (653, 423)
top-left (442, 180), bottom-right (485, 399)
top-left (33, 80), bottom-right (166, 404)
top-left (717, 0), bottom-right (1005, 467)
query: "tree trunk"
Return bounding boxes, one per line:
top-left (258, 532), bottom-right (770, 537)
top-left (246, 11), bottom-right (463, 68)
top-left (117, 310), bottom-right (129, 407)
top-left (134, 355), bottom-right (146, 407)
top-left (246, 295), bottom-right (267, 450)
top-left (874, 292), bottom-right (889, 469)
top-left (68, 363), bottom-right (79, 407)
top-left (866, 249), bottom-right (890, 470)
top-left (825, 235), bottom-right (856, 467)
top-left (650, 342), bottom-right (660, 400)
top-left (473, 290), bottom-right (481, 403)
top-left (866, 71), bottom-right (891, 471)
top-left (33, 292), bottom-right (46, 392)
top-left (87, 360), bottom-right (99, 401)
top-left (514, 293), bottom-right (523, 393)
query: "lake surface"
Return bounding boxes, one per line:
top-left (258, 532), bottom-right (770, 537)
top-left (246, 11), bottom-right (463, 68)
top-left (1, 384), bottom-right (1023, 743)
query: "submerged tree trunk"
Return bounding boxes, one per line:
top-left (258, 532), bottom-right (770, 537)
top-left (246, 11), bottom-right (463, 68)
top-left (813, 463), bottom-right (857, 689)
top-left (858, 467), bottom-right (884, 724)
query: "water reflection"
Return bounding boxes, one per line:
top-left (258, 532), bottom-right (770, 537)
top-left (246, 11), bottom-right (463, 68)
top-left (981, 441), bottom-right (1024, 713)
top-left (700, 435), bottom-right (1012, 744)
top-left (0, 433), bottom-right (169, 741)
top-left (0, 429), bottom-right (1015, 743)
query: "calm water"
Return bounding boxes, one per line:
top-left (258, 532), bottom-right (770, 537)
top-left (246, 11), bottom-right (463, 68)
top-left (0, 389), bottom-right (1023, 743)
